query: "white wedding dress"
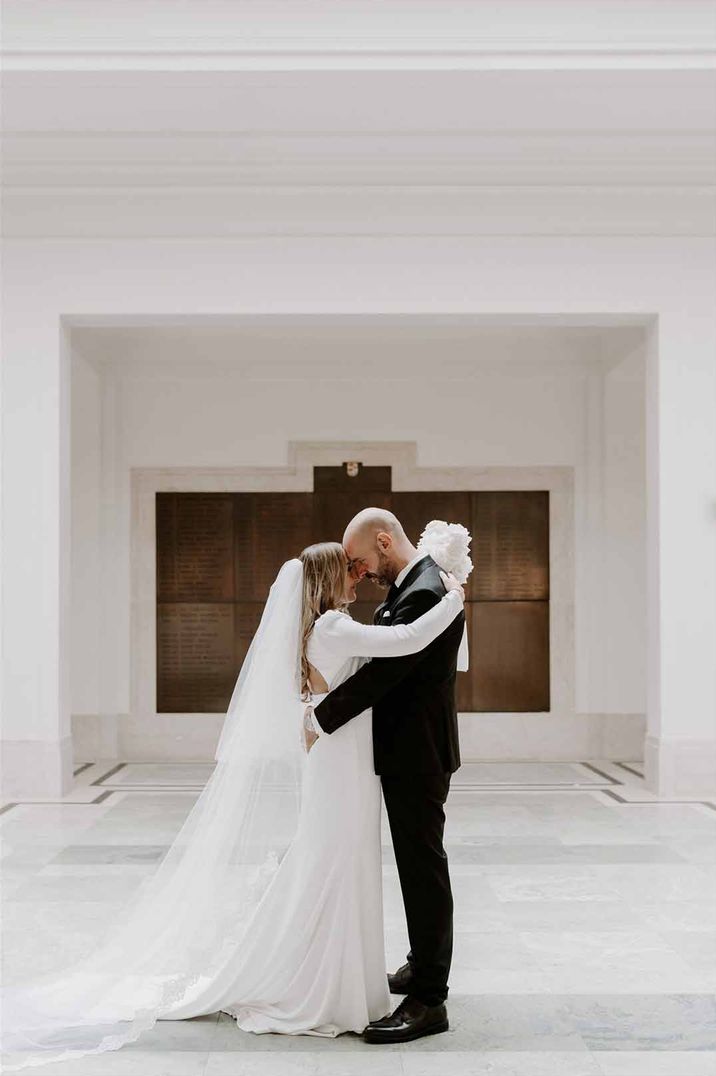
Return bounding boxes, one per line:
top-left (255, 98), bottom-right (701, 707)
top-left (163, 591), bottom-right (464, 1036)
top-left (1, 561), bottom-right (463, 1068)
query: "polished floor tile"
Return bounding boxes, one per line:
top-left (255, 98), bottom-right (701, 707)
top-left (593, 1052), bottom-right (716, 1075)
top-left (2, 759), bottom-right (715, 1075)
top-left (401, 1052), bottom-right (602, 1076)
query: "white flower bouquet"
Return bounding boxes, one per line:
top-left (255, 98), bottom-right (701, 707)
top-left (416, 520), bottom-right (474, 585)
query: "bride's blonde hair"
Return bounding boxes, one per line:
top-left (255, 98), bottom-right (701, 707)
top-left (299, 542), bottom-right (349, 701)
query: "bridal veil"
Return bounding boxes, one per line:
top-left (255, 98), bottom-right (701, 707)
top-left (1, 559), bottom-right (306, 1069)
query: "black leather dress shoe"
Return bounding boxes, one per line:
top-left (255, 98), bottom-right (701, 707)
top-left (363, 996), bottom-right (448, 1044)
top-left (387, 961), bottom-right (416, 995)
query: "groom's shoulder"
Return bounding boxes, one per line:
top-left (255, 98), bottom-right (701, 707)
top-left (397, 564), bottom-right (444, 608)
top-left (412, 556), bottom-right (444, 593)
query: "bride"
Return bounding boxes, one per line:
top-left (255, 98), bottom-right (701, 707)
top-left (1, 540), bottom-right (465, 1068)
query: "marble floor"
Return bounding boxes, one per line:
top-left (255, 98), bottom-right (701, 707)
top-left (2, 759), bottom-right (715, 1076)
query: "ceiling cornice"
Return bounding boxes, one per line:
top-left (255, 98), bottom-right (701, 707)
top-left (4, 131), bottom-right (715, 188)
top-left (4, 46), bottom-right (716, 73)
top-left (4, 5), bottom-right (713, 237)
top-left (3, 0), bottom-right (715, 72)
top-left (5, 183), bottom-right (714, 238)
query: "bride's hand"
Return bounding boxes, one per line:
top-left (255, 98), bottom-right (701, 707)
top-left (440, 570), bottom-right (465, 602)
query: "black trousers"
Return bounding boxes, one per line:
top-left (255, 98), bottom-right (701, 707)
top-left (381, 772), bottom-right (453, 1007)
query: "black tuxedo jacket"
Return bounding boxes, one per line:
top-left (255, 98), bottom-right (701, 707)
top-left (313, 555), bottom-right (464, 776)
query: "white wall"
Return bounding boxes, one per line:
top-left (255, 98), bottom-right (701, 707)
top-left (3, 235), bottom-right (713, 797)
top-left (3, 4), bottom-right (714, 796)
top-left (68, 324), bottom-right (646, 758)
top-left (70, 352), bottom-right (102, 716)
top-left (603, 342), bottom-right (647, 714)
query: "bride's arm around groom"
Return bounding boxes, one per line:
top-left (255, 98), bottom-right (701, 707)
top-left (312, 564), bottom-right (465, 739)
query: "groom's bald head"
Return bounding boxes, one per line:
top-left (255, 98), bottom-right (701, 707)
top-left (343, 507), bottom-right (417, 588)
top-left (344, 508), bottom-right (405, 545)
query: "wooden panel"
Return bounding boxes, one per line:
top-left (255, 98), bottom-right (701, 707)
top-left (155, 482), bottom-right (551, 715)
top-left (391, 491), bottom-right (475, 593)
top-left (348, 598), bottom-right (383, 627)
top-left (313, 465), bottom-right (392, 550)
top-left (234, 493), bottom-right (314, 602)
top-left (312, 491), bottom-right (392, 551)
top-left (391, 492), bottom-right (472, 547)
top-left (468, 601), bottom-right (550, 712)
top-left (234, 601), bottom-right (265, 673)
top-left (472, 491), bottom-right (549, 601)
top-left (156, 602), bottom-right (236, 712)
top-left (314, 465), bottom-right (392, 492)
top-left (156, 493), bottom-right (234, 602)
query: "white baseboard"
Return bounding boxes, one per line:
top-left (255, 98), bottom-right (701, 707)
top-left (72, 713), bottom-right (226, 761)
top-left (1, 737), bottom-right (75, 799)
top-left (457, 712), bottom-right (645, 761)
top-left (644, 734), bottom-right (716, 797)
top-left (71, 712), bottom-right (645, 764)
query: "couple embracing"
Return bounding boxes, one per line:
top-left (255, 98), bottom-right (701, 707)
top-left (2, 508), bottom-right (471, 1069)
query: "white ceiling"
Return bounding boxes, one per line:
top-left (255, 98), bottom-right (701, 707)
top-left (2, 2), bottom-right (714, 237)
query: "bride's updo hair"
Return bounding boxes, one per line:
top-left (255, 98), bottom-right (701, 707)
top-left (299, 542), bottom-right (349, 701)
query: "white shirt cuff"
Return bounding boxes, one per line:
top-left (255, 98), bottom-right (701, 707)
top-left (304, 704), bottom-right (323, 734)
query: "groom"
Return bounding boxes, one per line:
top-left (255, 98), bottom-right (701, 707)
top-left (311, 508), bottom-right (467, 1044)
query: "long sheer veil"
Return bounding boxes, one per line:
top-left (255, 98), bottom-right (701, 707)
top-left (1, 558), bottom-right (306, 1070)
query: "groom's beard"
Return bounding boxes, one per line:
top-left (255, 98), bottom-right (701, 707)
top-left (364, 552), bottom-right (398, 590)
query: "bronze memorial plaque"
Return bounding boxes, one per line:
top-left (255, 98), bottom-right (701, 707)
top-left (156, 493), bottom-right (234, 603)
top-left (473, 491), bottom-right (549, 602)
top-left (156, 602), bottom-right (236, 713)
top-left (155, 478), bottom-right (550, 714)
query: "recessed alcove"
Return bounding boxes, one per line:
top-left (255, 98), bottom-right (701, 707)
top-left (68, 316), bottom-right (647, 765)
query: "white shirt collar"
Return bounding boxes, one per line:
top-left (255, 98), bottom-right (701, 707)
top-left (394, 552), bottom-right (430, 590)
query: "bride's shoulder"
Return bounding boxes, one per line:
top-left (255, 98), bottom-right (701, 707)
top-left (315, 608), bottom-right (350, 622)
top-left (312, 608), bottom-right (351, 632)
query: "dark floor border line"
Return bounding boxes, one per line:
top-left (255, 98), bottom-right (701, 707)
top-left (580, 762), bottom-right (622, 785)
top-left (72, 761), bottom-right (95, 777)
top-left (85, 785), bottom-right (619, 796)
top-left (87, 788), bottom-right (198, 797)
top-left (614, 761), bottom-right (646, 779)
top-left (452, 783), bottom-right (616, 790)
top-left (0, 784), bottom-right (618, 815)
top-left (4, 791), bottom-right (713, 816)
top-left (0, 790), bottom-right (117, 816)
top-left (91, 762), bottom-right (128, 786)
top-left (87, 760), bottom-right (216, 767)
top-left (600, 788), bottom-right (716, 811)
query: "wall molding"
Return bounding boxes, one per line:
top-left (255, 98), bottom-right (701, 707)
top-left (71, 712), bottom-right (646, 764)
top-left (8, 131), bottom-right (714, 187)
top-left (6, 183), bottom-right (715, 239)
top-left (6, 48), bottom-right (716, 73)
top-left (128, 443), bottom-right (581, 761)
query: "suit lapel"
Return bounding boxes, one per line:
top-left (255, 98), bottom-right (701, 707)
top-left (396, 554), bottom-right (436, 593)
top-left (373, 582), bottom-right (398, 624)
top-left (372, 556), bottom-right (436, 624)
